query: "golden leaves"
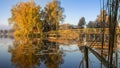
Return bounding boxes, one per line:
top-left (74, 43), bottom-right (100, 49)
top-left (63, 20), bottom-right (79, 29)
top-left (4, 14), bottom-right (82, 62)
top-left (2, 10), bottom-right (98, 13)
top-left (44, 0), bottom-right (63, 30)
top-left (9, 0), bottom-right (64, 35)
top-left (9, 1), bottom-right (41, 35)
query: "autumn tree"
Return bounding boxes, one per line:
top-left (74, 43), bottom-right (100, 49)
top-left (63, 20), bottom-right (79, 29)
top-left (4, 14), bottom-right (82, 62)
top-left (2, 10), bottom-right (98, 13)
top-left (9, 1), bottom-right (42, 35)
top-left (78, 17), bottom-right (86, 28)
top-left (44, 0), bottom-right (64, 30)
top-left (9, 37), bottom-right (42, 68)
top-left (41, 10), bottom-right (51, 32)
top-left (96, 10), bottom-right (109, 28)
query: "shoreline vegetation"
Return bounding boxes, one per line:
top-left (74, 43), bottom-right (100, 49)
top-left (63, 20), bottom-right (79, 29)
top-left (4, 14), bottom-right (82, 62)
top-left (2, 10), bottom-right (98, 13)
top-left (8, 0), bottom-right (64, 38)
top-left (7, 0), bottom-right (120, 41)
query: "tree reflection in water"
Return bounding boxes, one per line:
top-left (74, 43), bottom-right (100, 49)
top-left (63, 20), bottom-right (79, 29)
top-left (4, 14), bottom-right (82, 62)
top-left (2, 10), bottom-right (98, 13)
top-left (8, 37), bottom-right (63, 68)
top-left (8, 36), bottom-right (120, 68)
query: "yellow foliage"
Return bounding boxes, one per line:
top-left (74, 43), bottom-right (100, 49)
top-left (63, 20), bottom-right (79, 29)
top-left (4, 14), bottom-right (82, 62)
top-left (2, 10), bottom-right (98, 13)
top-left (9, 1), bottom-right (42, 35)
top-left (44, 0), bottom-right (63, 30)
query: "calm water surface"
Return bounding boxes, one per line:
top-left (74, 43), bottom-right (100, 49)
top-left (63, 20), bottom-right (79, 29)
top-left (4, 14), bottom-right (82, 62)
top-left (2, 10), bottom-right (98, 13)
top-left (0, 37), bottom-right (120, 68)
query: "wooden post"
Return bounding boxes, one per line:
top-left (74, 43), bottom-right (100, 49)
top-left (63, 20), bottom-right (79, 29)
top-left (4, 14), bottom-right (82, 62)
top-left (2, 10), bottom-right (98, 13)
top-left (84, 47), bottom-right (89, 68)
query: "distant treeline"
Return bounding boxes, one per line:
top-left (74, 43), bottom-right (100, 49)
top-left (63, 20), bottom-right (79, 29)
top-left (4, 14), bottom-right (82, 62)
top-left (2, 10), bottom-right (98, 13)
top-left (60, 10), bottom-right (111, 30)
top-left (0, 29), bottom-right (14, 34)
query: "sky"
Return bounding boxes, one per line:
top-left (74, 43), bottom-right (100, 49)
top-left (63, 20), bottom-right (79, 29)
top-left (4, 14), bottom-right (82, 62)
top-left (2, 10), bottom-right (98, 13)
top-left (0, 0), bottom-right (101, 26)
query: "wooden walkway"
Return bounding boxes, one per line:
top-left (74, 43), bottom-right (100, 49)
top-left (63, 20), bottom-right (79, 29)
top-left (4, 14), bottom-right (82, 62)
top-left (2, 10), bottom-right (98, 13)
top-left (79, 46), bottom-right (116, 68)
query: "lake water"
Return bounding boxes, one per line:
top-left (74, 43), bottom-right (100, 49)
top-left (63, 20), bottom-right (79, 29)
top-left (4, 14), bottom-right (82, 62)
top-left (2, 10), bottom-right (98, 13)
top-left (0, 37), bottom-right (120, 68)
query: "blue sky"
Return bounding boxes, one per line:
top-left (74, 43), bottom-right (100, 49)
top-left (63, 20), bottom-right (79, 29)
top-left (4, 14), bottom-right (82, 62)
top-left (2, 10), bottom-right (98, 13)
top-left (0, 0), bottom-right (101, 25)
